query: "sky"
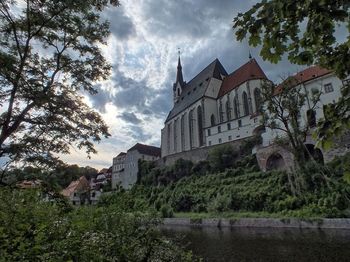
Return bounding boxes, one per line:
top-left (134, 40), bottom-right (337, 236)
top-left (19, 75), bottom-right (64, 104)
top-left (61, 0), bottom-right (306, 170)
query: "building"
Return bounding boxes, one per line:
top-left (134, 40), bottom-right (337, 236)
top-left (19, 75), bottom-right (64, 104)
top-left (161, 56), bottom-right (267, 160)
top-left (111, 152), bottom-right (126, 189)
top-left (161, 56), bottom-right (350, 170)
top-left (257, 66), bottom-right (350, 171)
top-left (61, 176), bottom-right (90, 205)
top-left (112, 143), bottom-right (161, 189)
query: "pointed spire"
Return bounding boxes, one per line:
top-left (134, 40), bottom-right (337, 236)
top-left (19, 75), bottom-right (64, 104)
top-left (175, 48), bottom-right (184, 86)
top-left (248, 50), bottom-right (252, 60)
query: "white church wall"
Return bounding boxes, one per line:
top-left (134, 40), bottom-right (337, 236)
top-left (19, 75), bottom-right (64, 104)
top-left (205, 78), bottom-right (222, 98)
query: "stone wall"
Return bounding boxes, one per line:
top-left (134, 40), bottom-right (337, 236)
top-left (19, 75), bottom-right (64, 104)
top-left (157, 138), bottom-right (247, 167)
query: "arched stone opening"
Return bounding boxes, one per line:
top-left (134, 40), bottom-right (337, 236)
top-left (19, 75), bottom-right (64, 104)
top-left (266, 153), bottom-right (286, 171)
top-left (197, 106), bottom-right (203, 146)
top-left (304, 144), bottom-right (324, 164)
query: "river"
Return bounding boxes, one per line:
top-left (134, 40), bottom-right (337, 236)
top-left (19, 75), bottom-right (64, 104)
top-left (161, 225), bottom-right (350, 261)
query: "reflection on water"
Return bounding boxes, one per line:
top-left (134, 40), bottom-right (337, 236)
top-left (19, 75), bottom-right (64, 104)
top-left (161, 225), bottom-right (350, 262)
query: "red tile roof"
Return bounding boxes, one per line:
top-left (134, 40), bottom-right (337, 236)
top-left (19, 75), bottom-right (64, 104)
top-left (61, 176), bottom-right (89, 197)
top-left (128, 143), bottom-right (161, 157)
top-left (275, 65), bottom-right (332, 94)
top-left (218, 59), bottom-right (267, 97)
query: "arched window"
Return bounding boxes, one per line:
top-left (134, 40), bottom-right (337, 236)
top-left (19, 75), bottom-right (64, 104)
top-left (197, 106), bottom-right (203, 146)
top-left (167, 123), bottom-right (171, 153)
top-left (242, 91), bottom-right (249, 116)
top-left (254, 88), bottom-right (262, 113)
top-left (233, 95), bottom-right (239, 119)
top-left (226, 100), bottom-right (231, 120)
top-left (173, 119), bottom-right (178, 153)
top-left (181, 114), bottom-right (185, 151)
top-left (210, 114), bottom-right (216, 126)
top-left (189, 109), bottom-right (194, 149)
top-left (177, 88), bottom-right (180, 96)
top-left (219, 100), bottom-right (224, 122)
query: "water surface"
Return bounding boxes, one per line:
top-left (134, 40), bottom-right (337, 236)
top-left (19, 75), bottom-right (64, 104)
top-left (161, 225), bottom-right (350, 261)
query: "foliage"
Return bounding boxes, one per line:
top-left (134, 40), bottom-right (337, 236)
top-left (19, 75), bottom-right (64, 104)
top-left (0, 0), bottom-right (118, 168)
top-left (123, 153), bottom-right (350, 218)
top-left (0, 187), bottom-right (196, 261)
top-left (3, 164), bottom-right (98, 189)
top-left (208, 144), bottom-right (239, 172)
top-left (233, 0), bottom-right (350, 149)
top-left (260, 78), bottom-right (322, 166)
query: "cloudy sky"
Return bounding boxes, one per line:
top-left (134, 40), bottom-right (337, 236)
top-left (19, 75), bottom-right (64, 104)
top-left (62, 0), bottom-right (305, 169)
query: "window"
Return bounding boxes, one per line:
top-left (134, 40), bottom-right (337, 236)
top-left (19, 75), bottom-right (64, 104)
top-left (218, 126), bottom-right (221, 133)
top-left (242, 91), bottom-right (249, 116)
top-left (210, 114), bottom-right (216, 126)
top-left (197, 106), bottom-right (204, 146)
top-left (227, 123), bottom-right (231, 130)
top-left (177, 88), bottom-right (180, 96)
top-left (218, 138), bottom-right (222, 144)
top-left (208, 141), bottom-right (212, 146)
top-left (219, 100), bottom-right (224, 122)
top-left (72, 201), bottom-right (76, 205)
top-left (307, 109), bottom-right (316, 128)
top-left (254, 88), bottom-right (262, 113)
top-left (228, 135), bottom-right (232, 141)
top-left (238, 119), bottom-right (242, 127)
top-left (233, 95), bottom-right (239, 118)
top-left (226, 99), bottom-right (231, 120)
top-left (207, 129), bottom-right (211, 136)
top-left (324, 83), bottom-right (334, 93)
top-left (91, 192), bottom-right (96, 197)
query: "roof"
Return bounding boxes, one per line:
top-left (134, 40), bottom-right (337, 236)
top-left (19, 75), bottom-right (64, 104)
top-left (61, 176), bottom-right (89, 197)
top-left (116, 152), bottom-right (126, 157)
top-left (128, 143), bottom-right (161, 157)
top-left (16, 179), bottom-right (42, 189)
top-left (166, 58), bottom-right (228, 122)
top-left (275, 65), bottom-right (332, 94)
top-left (218, 59), bottom-right (267, 97)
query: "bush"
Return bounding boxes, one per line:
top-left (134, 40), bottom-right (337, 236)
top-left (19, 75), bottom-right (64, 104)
top-left (208, 144), bottom-right (239, 172)
top-left (160, 204), bottom-right (174, 218)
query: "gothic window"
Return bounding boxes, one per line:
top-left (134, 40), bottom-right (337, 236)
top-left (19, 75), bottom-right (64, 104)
top-left (226, 100), bottom-right (231, 120)
top-left (167, 123), bottom-right (171, 153)
top-left (233, 95), bottom-right (239, 118)
top-left (189, 109), bottom-right (194, 149)
top-left (242, 91), bottom-right (249, 116)
top-left (254, 88), bottom-right (262, 113)
top-left (181, 114), bottom-right (185, 151)
top-left (197, 106), bottom-right (204, 146)
top-left (177, 88), bottom-right (180, 96)
top-left (174, 119), bottom-right (178, 152)
top-left (210, 114), bottom-right (216, 126)
top-left (219, 100), bottom-right (224, 122)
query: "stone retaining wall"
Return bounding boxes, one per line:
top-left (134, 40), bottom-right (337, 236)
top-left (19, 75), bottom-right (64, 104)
top-left (163, 217), bottom-right (350, 229)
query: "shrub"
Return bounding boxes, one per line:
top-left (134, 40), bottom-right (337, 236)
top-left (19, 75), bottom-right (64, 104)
top-left (208, 144), bottom-right (239, 172)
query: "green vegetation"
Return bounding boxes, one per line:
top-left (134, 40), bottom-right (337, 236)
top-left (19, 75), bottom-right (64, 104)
top-left (0, 187), bottom-right (196, 261)
top-left (114, 150), bottom-right (350, 219)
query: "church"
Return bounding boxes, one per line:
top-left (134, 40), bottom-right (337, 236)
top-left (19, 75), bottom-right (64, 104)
top-left (161, 56), bottom-right (350, 170)
top-left (161, 56), bottom-right (267, 158)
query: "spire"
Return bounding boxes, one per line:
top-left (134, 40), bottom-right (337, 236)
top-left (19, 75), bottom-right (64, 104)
top-left (175, 49), bottom-right (184, 86)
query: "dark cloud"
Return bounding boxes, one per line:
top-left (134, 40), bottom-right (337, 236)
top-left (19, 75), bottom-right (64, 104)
top-left (118, 112), bottom-right (142, 124)
top-left (103, 7), bottom-right (136, 39)
top-left (89, 84), bottom-right (111, 113)
top-left (126, 125), bottom-right (152, 142)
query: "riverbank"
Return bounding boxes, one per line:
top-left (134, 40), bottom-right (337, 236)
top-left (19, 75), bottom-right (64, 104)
top-left (163, 217), bottom-right (350, 229)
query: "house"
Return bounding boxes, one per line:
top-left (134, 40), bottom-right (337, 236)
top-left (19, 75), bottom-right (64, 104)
top-left (112, 143), bottom-right (161, 189)
top-left (112, 152), bottom-right (126, 189)
top-left (61, 176), bottom-right (90, 205)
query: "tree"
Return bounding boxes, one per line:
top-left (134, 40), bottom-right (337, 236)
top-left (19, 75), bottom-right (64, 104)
top-left (233, 0), bottom-right (350, 148)
top-left (260, 77), bottom-right (322, 165)
top-left (0, 0), bottom-right (119, 169)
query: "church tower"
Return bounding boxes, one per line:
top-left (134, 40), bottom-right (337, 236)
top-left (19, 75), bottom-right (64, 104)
top-left (173, 55), bottom-right (185, 104)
